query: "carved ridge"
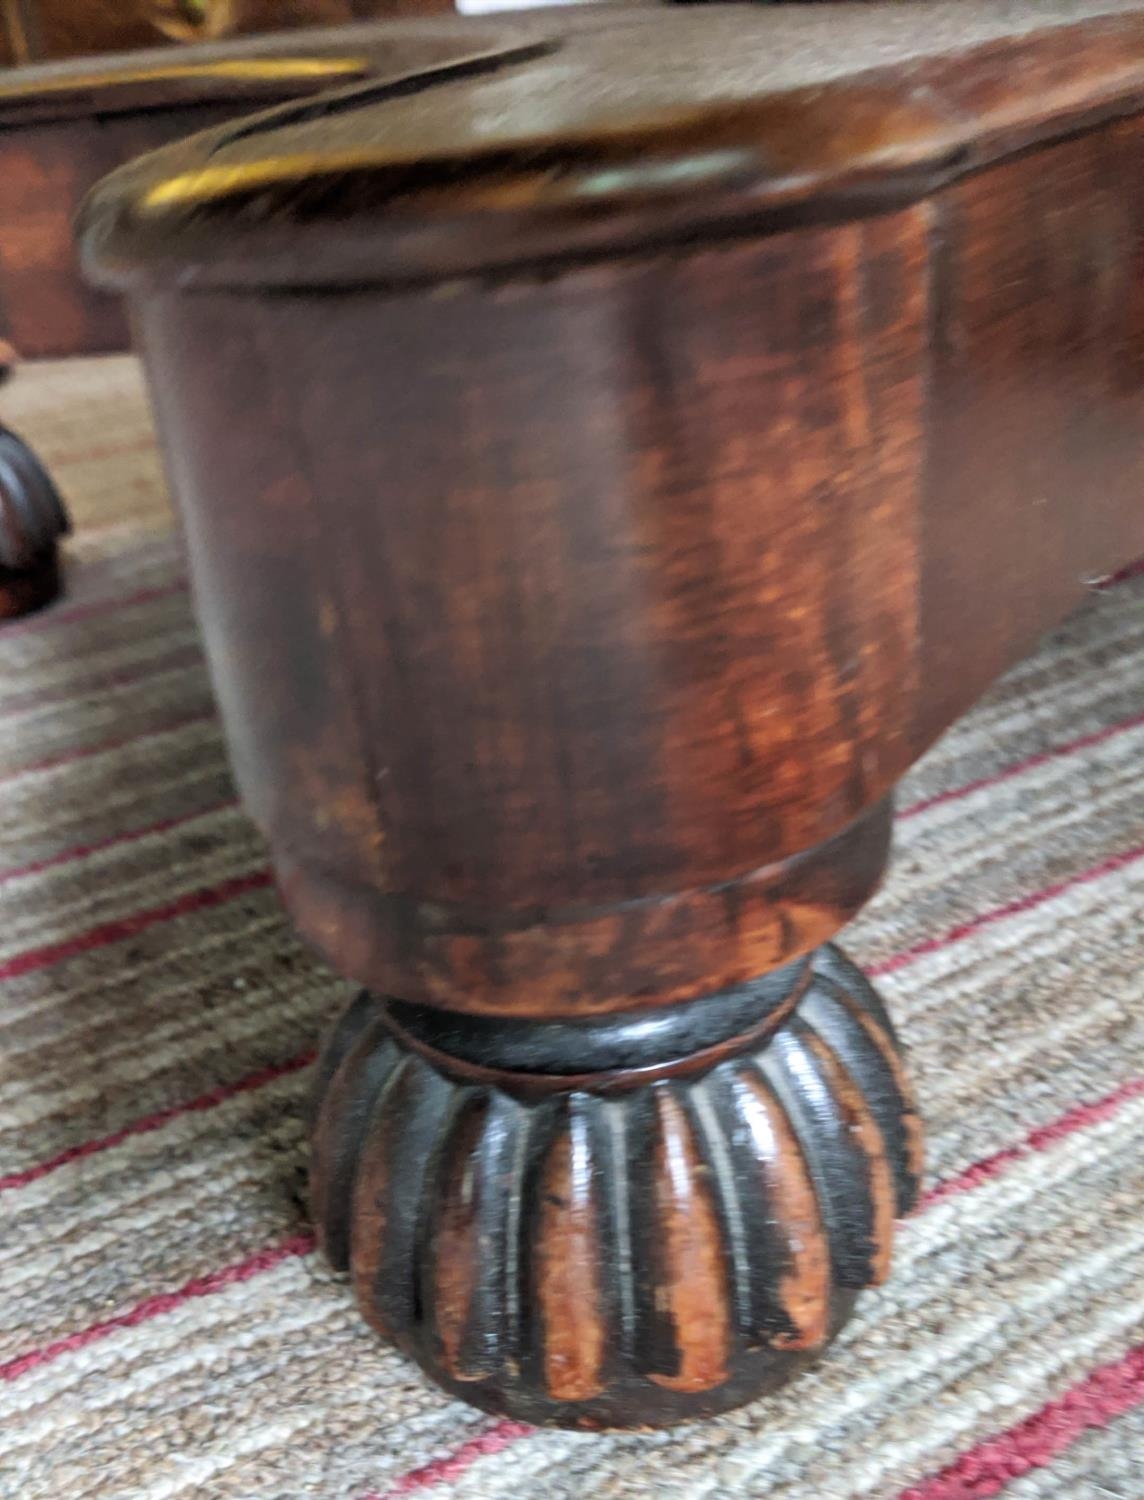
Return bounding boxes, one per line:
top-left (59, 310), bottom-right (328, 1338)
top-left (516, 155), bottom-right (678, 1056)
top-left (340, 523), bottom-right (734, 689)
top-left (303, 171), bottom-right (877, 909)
top-left (310, 943), bottom-right (922, 1428)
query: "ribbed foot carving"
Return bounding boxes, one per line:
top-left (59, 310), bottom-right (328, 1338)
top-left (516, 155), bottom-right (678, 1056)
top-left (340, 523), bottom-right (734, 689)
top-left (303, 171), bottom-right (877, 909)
top-left (309, 944), bottom-right (922, 1429)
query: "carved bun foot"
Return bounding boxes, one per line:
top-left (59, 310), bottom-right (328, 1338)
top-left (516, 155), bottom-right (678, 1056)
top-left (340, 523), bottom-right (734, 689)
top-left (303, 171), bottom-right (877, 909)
top-left (0, 425), bottom-right (70, 621)
top-left (310, 945), bottom-right (922, 1429)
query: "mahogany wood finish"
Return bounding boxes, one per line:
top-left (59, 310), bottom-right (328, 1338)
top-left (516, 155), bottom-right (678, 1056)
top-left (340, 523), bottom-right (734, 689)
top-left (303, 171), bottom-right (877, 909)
top-left (80, 2), bottom-right (1144, 1427)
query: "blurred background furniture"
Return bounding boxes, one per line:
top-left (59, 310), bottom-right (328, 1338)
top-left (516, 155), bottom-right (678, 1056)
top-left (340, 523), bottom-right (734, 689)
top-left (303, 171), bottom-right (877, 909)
top-left (0, 0), bottom-right (455, 66)
top-left (0, 9), bottom-right (546, 615)
top-left (0, 21), bottom-right (549, 358)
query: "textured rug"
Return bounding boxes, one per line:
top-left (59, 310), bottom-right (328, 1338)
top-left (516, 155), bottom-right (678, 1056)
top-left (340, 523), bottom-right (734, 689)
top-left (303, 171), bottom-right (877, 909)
top-left (0, 355), bottom-right (1141, 1500)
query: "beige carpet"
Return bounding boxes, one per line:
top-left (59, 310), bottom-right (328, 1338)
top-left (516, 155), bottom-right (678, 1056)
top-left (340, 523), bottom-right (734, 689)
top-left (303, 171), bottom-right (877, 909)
top-left (0, 356), bottom-right (1141, 1500)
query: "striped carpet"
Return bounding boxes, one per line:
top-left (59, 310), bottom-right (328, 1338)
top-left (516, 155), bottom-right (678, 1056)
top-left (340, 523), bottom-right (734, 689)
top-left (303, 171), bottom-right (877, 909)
top-left (0, 354), bottom-right (1141, 1500)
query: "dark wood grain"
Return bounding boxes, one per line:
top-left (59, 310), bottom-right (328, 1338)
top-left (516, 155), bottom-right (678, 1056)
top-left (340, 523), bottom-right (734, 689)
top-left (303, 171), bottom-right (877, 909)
top-left (76, 0), bottom-right (1144, 1427)
top-left (128, 239), bottom-right (904, 1014)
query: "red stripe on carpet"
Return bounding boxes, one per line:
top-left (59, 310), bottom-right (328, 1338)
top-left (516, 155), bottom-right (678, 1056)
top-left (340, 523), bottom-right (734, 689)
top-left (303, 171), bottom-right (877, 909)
top-left (898, 707), bottom-right (1144, 822)
top-left (362, 1423), bottom-right (535, 1500)
top-left (1098, 556), bottom-right (1144, 588)
top-left (0, 708), bottom-right (216, 786)
top-left (0, 641), bottom-right (205, 718)
top-left (869, 841), bottom-right (1144, 979)
top-left (0, 799), bottom-right (240, 887)
top-left (0, 868), bottom-right (273, 984)
top-left (2, 578), bottom-right (188, 637)
top-left (364, 1322), bottom-right (1144, 1500)
top-left (897, 1341), bottom-right (1144, 1500)
top-left (923, 1077), bottom-right (1144, 1206)
top-left (0, 1233), bottom-right (316, 1383)
top-left (0, 1047), bottom-right (315, 1195)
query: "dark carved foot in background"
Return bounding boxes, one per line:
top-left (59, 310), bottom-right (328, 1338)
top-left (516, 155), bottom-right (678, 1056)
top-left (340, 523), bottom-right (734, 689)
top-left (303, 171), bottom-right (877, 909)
top-left (0, 419), bottom-right (70, 621)
top-left (310, 945), bottom-right (922, 1429)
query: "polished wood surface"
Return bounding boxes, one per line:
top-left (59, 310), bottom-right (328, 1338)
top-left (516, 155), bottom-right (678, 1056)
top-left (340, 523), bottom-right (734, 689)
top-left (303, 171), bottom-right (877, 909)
top-left (78, 0), bottom-right (1144, 1427)
top-left (81, 0), bottom-right (1144, 287)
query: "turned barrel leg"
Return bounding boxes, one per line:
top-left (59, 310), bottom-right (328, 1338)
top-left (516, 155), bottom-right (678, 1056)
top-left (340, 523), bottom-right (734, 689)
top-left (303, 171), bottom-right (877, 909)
top-left (114, 226), bottom-right (938, 1428)
top-left (310, 943), bottom-right (921, 1429)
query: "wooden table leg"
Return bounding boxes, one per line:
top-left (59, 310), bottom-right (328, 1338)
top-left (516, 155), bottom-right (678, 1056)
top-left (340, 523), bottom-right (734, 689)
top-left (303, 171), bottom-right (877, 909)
top-left (76, 2), bottom-right (1144, 1429)
top-left (77, 222), bottom-right (933, 1426)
